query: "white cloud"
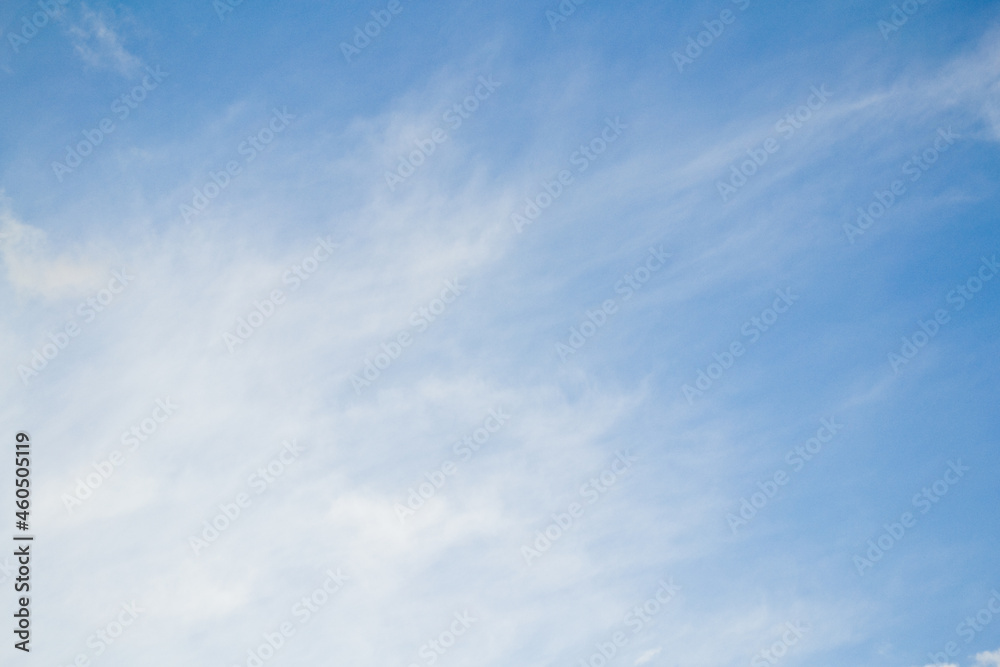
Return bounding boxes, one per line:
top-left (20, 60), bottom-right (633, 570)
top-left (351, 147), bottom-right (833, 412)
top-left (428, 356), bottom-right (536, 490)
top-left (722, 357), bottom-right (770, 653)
top-left (977, 649), bottom-right (1000, 666)
top-left (0, 206), bottom-right (108, 299)
top-left (66, 3), bottom-right (143, 76)
top-left (635, 646), bottom-right (662, 664)
top-left (4, 12), bottom-right (999, 666)
top-left (913, 646), bottom-right (1000, 667)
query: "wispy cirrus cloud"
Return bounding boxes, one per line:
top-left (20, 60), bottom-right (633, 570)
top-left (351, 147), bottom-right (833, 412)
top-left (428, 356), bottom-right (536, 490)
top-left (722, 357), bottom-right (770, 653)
top-left (66, 3), bottom-right (143, 76)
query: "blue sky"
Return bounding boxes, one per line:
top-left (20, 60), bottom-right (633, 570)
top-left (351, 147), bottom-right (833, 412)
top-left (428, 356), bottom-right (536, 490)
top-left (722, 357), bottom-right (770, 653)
top-left (1, 1), bottom-right (999, 666)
